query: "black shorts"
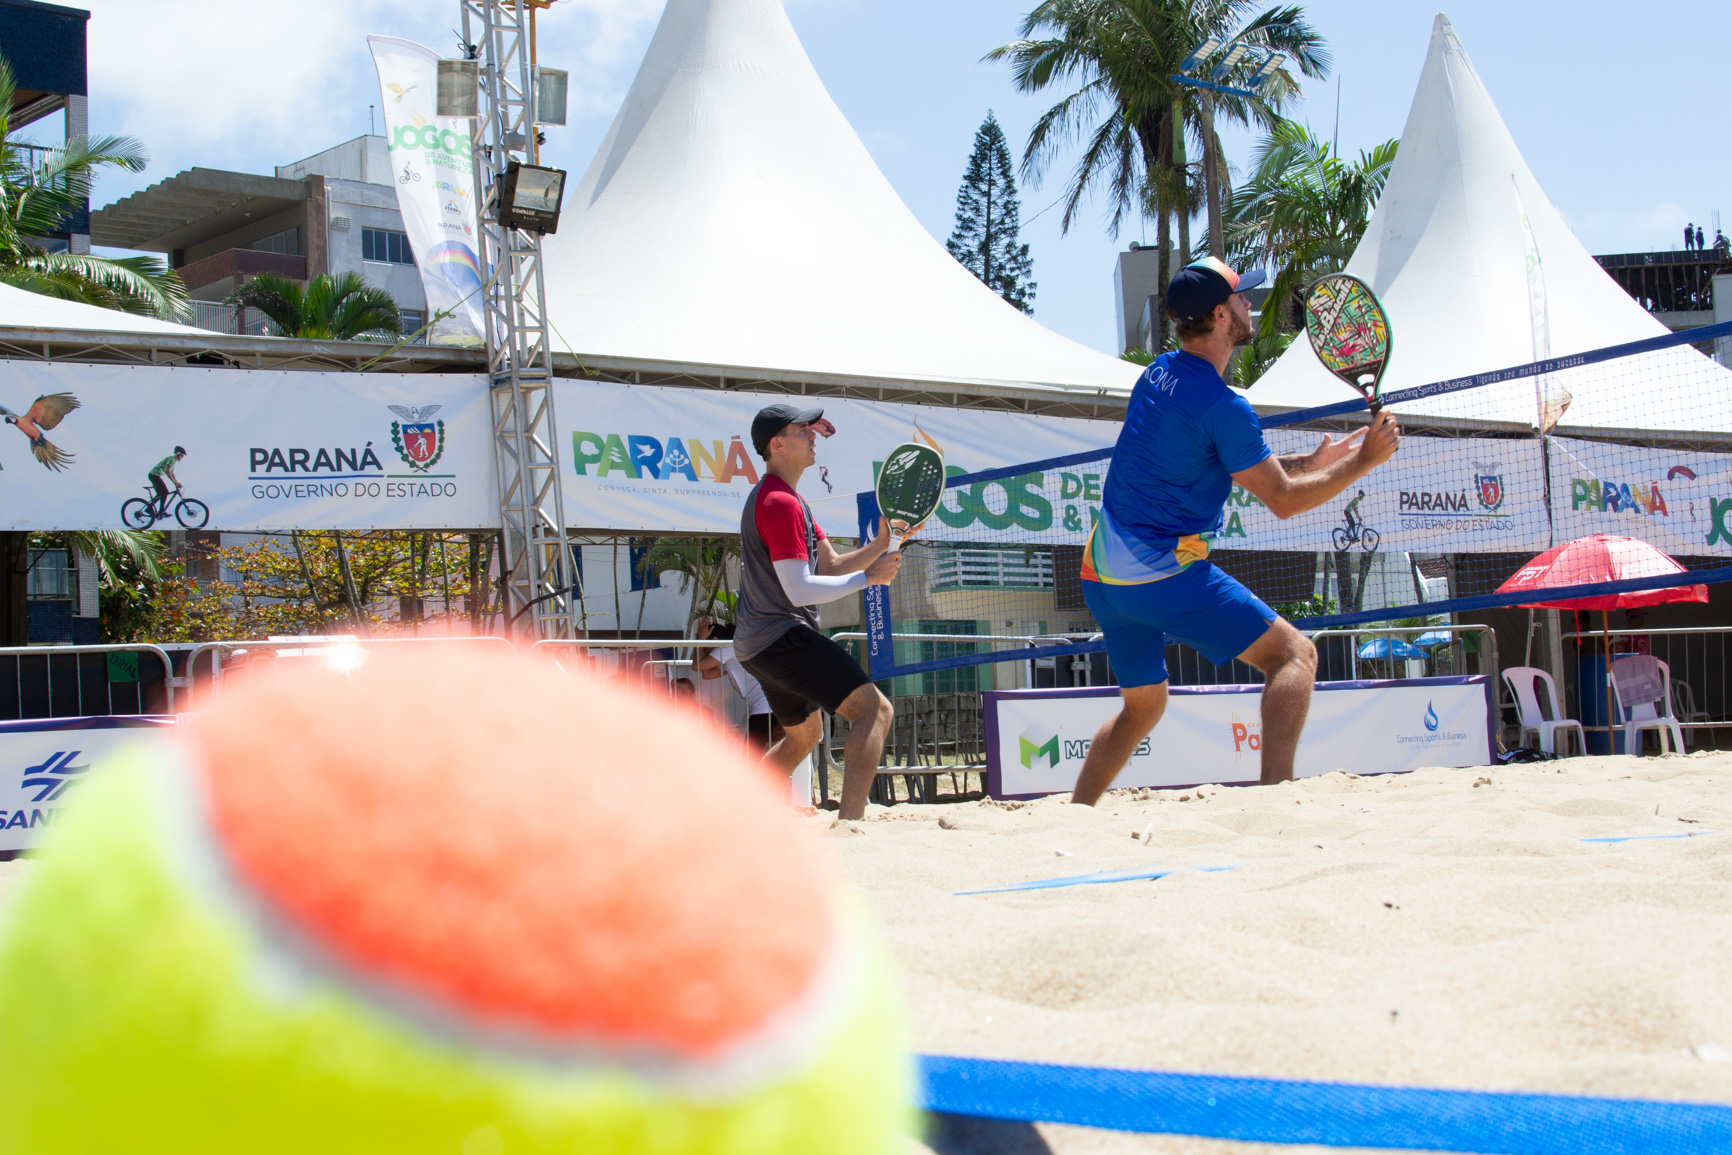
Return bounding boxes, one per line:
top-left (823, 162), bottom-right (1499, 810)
top-left (740, 625), bottom-right (872, 726)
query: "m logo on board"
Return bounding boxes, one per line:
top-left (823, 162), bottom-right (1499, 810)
top-left (1019, 728), bottom-right (1059, 770)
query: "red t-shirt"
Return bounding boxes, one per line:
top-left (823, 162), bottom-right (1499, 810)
top-left (753, 475), bottom-right (827, 562)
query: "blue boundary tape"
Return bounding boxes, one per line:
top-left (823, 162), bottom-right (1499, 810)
top-left (1581, 831), bottom-right (1715, 844)
top-left (917, 1055), bottom-right (1732, 1154)
top-left (953, 864), bottom-right (1236, 896)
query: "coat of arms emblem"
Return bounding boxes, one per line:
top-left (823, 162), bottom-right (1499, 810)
top-left (1473, 462), bottom-right (1504, 512)
top-left (388, 405), bottom-right (445, 472)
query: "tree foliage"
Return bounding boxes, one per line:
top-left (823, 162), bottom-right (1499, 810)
top-left (105, 532), bottom-right (498, 643)
top-left (636, 536), bottom-right (741, 633)
top-left (1211, 119), bottom-right (1397, 336)
top-left (946, 112), bottom-right (1037, 314)
top-left (226, 271), bottom-right (402, 341)
top-left (0, 57), bottom-right (187, 319)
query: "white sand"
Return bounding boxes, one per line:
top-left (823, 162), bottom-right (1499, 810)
top-left (822, 754), bottom-right (1732, 1154)
top-left (5, 756), bottom-right (1730, 1154)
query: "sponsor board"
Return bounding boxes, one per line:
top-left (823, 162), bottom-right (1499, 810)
top-left (0, 363), bottom-right (496, 531)
top-left (986, 678), bottom-right (1493, 798)
top-left (1549, 437), bottom-right (1732, 557)
top-left (1217, 432), bottom-right (1551, 553)
top-left (0, 717), bottom-right (174, 852)
top-left (554, 380), bottom-right (1116, 537)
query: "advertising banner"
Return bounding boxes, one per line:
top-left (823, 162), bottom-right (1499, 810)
top-left (986, 678), bottom-right (1493, 798)
top-left (553, 380), bottom-right (1119, 537)
top-left (1217, 431), bottom-right (1552, 555)
top-left (0, 717), bottom-right (173, 852)
top-left (1549, 437), bottom-right (1732, 557)
top-left (0, 362), bottom-right (496, 531)
top-left (368, 35), bottom-right (486, 346)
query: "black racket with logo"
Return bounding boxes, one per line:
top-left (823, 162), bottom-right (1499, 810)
top-left (875, 443), bottom-right (945, 552)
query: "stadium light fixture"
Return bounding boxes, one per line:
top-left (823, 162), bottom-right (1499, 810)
top-left (535, 67), bottom-right (569, 126)
top-left (435, 59), bottom-right (480, 119)
top-left (1247, 51), bottom-right (1287, 87)
top-left (497, 160), bottom-right (568, 234)
top-left (1210, 43), bottom-right (1250, 80)
top-left (1176, 37), bottom-right (1220, 74)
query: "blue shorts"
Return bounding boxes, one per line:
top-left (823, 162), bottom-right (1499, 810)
top-left (1083, 562), bottom-right (1278, 688)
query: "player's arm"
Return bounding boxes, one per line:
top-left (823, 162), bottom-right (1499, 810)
top-left (814, 516), bottom-right (891, 577)
top-left (758, 495), bottom-right (895, 606)
top-left (1276, 427), bottom-right (1366, 475)
top-left (1234, 411), bottom-right (1400, 520)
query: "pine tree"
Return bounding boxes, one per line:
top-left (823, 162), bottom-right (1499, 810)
top-left (946, 112), bottom-right (1036, 314)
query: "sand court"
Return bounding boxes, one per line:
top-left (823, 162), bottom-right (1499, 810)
top-left (825, 754), bottom-right (1732, 1153)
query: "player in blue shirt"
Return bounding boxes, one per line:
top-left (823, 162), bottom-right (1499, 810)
top-left (1072, 257), bottom-right (1401, 803)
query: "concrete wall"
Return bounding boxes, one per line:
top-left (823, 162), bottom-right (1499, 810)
top-left (324, 177), bottom-right (427, 316)
top-left (1114, 246), bottom-right (1168, 354)
top-left (277, 136), bottom-right (393, 186)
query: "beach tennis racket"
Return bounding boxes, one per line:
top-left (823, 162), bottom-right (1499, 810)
top-left (1304, 273), bottom-right (1392, 414)
top-left (875, 443), bottom-right (945, 553)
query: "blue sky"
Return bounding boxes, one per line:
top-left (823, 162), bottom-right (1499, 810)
top-left (64, 0), bottom-right (1732, 355)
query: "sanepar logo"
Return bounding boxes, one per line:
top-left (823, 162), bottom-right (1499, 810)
top-left (1019, 727), bottom-right (1059, 770)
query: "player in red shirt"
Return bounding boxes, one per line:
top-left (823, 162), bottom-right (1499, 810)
top-left (736, 404), bottom-right (903, 819)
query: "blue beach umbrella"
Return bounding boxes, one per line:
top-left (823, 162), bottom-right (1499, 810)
top-left (1357, 636), bottom-right (1429, 660)
top-left (1413, 631), bottom-right (1454, 647)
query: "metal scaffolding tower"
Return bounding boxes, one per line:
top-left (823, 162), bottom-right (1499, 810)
top-left (461, 0), bottom-right (578, 640)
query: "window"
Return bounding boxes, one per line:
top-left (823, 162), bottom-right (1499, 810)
top-left (362, 228), bottom-right (415, 265)
top-left (246, 227), bottom-right (300, 256)
top-left (26, 550), bottom-right (72, 599)
top-left (399, 309), bottom-right (428, 343)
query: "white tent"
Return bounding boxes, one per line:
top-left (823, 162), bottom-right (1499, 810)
top-left (541, 0), bottom-right (1140, 401)
top-left (0, 281), bottom-right (212, 337)
top-left (1249, 15), bottom-right (1731, 435)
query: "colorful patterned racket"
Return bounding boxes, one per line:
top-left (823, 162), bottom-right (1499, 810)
top-left (874, 443), bottom-right (945, 553)
top-left (1304, 273), bottom-right (1392, 414)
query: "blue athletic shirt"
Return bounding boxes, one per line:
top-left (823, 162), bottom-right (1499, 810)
top-left (1084, 351), bottom-right (1271, 585)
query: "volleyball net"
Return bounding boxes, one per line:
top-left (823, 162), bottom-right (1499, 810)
top-left (858, 320), bottom-right (1732, 683)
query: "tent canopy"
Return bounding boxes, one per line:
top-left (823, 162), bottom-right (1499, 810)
top-left (541, 0), bottom-right (1140, 401)
top-left (1247, 15), bottom-right (1731, 435)
top-left (0, 281), bottom-right (211, 337)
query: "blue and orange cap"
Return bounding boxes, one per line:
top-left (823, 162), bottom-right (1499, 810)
top-left (1165, 256), bottom-right (1267, 322)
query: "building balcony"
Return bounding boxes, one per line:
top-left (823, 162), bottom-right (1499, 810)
top-left (176, 248), bottom-right (306, 294)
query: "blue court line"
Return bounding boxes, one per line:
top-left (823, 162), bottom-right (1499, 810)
top-left (954, 864), bottom-right (1236, 896)
top-left (917, 1055), bottom-right (1732, 1154)
top-left (1580, 831), bottom-right (1716, 844)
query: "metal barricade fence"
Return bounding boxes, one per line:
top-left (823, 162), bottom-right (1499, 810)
top-left (176, 636), bottom-right (515, 709)
top-left (1562, 626), bottom-right (1732, 751)
top-left (0, 644), bottom-right (180, 720)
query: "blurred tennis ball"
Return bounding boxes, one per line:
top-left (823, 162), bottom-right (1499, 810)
top-left (0, 647), bottom-right (908, 1153)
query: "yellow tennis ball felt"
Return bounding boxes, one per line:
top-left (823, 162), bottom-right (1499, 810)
top-left (0, 648), bottom-right (909, 1153)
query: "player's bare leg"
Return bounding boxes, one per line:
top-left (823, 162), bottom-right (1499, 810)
top-left (834, 683), bottom-right (893, 821)
top-left (1070, 683), bottom-right (1168, 806)
top-left (762, 712), bottom-right (821, 780)
top-left (1237, 618), bottom-right (1319, 785)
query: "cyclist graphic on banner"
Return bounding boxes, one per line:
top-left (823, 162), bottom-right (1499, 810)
top-left (1333, 489), bottom-right (1379, 553)
top-left (122, 447), bottom-right (208, 529)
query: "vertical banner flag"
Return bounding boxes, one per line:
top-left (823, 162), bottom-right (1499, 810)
top-left (368, 35), bottom-right (486, 346)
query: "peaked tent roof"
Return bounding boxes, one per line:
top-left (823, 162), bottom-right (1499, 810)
top-left (0, 281), bottom-right (212, 337)
top-left (541, 0), bottom-right (1140, 401)
top-left (1248, 15), bottom-right (1732, 435)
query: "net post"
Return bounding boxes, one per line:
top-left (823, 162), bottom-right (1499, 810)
top-left (858, 491), bottom-right (893, 678)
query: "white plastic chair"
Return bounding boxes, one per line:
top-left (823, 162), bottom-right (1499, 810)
top-left (1502, 666), bottom-right (1585, 757)
top-left (1672, 679), bottom-right (1711, 745)
top-left (1610, 655), bottom-right (1686, 755)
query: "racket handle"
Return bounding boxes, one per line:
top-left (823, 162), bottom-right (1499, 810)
top-left (885, 534), bottom-right (902, 553)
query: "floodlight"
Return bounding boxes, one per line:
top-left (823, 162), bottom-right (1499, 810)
top-left (535, 68), bottom-right (569, 126)
top-left (435, 59), bottom-right (480, 119)
top-left (1248, 51), bottom-right (1287, 86)
top-left (1177, 37), bottom-right (1220, 74)
top-left (1210, 44), bottom-right (1250, 79)
top-left (497, 160), bottom-right (568, 233)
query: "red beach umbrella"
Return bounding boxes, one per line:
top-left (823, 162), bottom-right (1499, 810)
top-left (1495, 535), bottom-right (1707, 750)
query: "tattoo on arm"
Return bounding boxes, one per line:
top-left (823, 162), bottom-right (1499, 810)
top-left (1277, 452), bottom-right (1309, 474)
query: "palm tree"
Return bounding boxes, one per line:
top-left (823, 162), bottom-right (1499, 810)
top-left (636, 536), bottom-right (740, 632)
top-left (988, 1), bottom-right (1327, 347)
top-left (226, 271), bottom-right (402, 341)
top-left (1212, 119), bottom-right (1397, 336)
top-left (0, 58), bottom-right (187, 319)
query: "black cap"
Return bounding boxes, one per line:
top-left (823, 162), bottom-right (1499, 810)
top-left (1164, 257), bottom-right (1268, 322)
top-left (751, 404), bottom-right (825, 456)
